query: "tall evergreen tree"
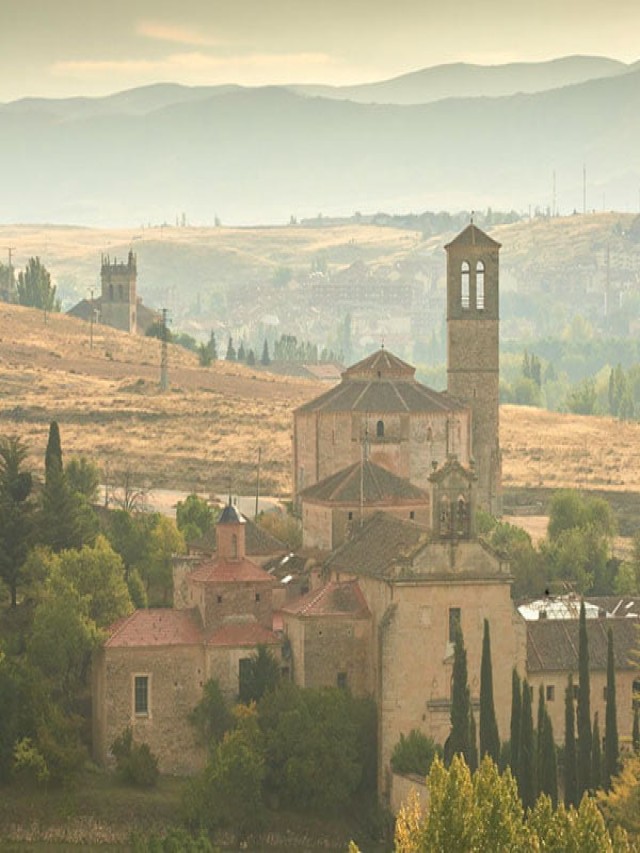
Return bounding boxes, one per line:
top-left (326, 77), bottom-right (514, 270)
top-left (261, 339), bottom-right (271, 366)
top-left (237, 341), bottom-right (246, 362)
top-left (468, 697), bottom-right (478, 773)
top-left (577, 600), bottom-right (592, 799)
top-left (448, 626), bottom-right (472, 768)
top-left (518, 679), bottom-right (535, 809)
top-left (564, 673), bottom-right (577, 807)
top-left (0, 437), bottom-right (34, 606)
top-left (45, 421), bottom-right (63, 483)
top-left (510, 669), bottom-right (522, 780)
top-left (604, 627), bottom-right (619, 790)
top-left (479, 619), bottom-right (500, 764)
top-left (633, 706), bottom-right (640, 754)
top-left (536, 685), bottom-right (546, 798)
top-left (226, 337), bottom-right (236, 361)
top-left (208, 330), bottom-right (217, 361)
top-left (592, 712), bottom-right (602, 791)
top-left (541, 710), bottom-right (558, 807)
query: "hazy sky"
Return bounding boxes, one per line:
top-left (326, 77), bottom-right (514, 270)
top-left (1, 0), bottom-right (639, 102)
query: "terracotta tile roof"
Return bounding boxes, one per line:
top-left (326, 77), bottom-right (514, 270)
top-left (105, 608), bottom-right (203, 648)
top-left (189, 557), bottom-right (275, 585)
top-left (300, 459), bottom-right (429, 505)
top-left (325, 511), bottom-right (428, 578)
top-left (526, 618), bottom-right (638, 673)
top-left (295, 376), bottom-right (465, 415)
top-left (444, 223), bottom-right (501, 250)
top-left (343, 349), bottom-right (415, 380)
top-left (207, 622), bottom-right (281, 647)
top-left (188, 515), bottom-right (286, 556)
top-left (281, 580), bottom-right (370, 619)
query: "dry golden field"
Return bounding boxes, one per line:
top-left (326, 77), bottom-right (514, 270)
top-left (3, 303), bottom-right (640, 498)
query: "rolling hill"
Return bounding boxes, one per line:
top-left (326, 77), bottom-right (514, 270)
top-left (1, 60), bottom-right (640, 226)
top-left (2, 303), bottom-right (640, 501)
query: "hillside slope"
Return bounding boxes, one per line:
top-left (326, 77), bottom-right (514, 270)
top-left (2, 304), bottom-right (640, 497)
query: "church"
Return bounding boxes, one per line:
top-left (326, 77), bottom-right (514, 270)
top-left (92, 223), bottom-right (638, 804)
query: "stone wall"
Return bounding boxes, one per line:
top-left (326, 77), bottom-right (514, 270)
top-left (201, 581), bottom-right (273, 631)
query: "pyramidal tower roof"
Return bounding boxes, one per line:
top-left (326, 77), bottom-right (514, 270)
top-left (444, 223), bottom-right (501, 251)
top-left (343, 348), bottom-right (415, 381)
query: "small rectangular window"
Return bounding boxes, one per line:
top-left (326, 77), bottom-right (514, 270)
top-left (134, 675), bottom-right (149, 715)
top-left (448, 607), bottom-right (461, 643)
top-left (546, 684), bottom-right (555, 702)
top-left (348, 511), bottom-right (353, 521)
top-left (255, 592), bottom-right (261, 603)
top-left (409, 511), bottom-right (415, 520)
top-left (337, 672), bottom-right (347, 689)
top-left (217, 595), bottom-right (223, 604)
top-left (573, 684), bottom-right (579, 701)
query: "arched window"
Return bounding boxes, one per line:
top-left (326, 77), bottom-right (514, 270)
top-left (231, 534), bottom-right (238, 559)
top-left (461, 262), bottom-right (470, 309)
top-left (457, 497), bottom-right (468, 536)
top-left (476, 261), bottom-right (485, 310)
top-left (440, 497), bottom-right (451, 534)
top-left (376, 419), bottom-right (385, 438)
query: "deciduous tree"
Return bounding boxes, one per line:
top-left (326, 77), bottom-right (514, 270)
top-left (17, 257), bottom-right (60, 311)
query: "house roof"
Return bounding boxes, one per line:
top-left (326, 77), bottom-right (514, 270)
top-left (526, 617), bottom-right (638, 673)
top-left (281, 580), bottom-right (370, 619)
top-left (207, 621), bottom-right (281, 647)
top-left (444, 223), bottom-right (501, 251)
top-left (105, 608), bottom-right (203, 648)
top-left (585, 596), bottom-right (640, 619)
top-left (325, 511), bottom-right (428, 579)
top-left (300, 459), bottom-right (429, 505)
top-left (189, 515), bottom-right (286, 556)
top-left (189, 557), bottom-right (275, 585)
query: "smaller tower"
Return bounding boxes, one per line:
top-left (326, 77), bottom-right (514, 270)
top-left (100, 250), bottom-right (137, 333)
top-left (216, 500), bottom-right (246, 561)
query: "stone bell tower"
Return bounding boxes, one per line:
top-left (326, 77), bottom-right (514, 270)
top-left (445, 223), bottom-right (501, 515)
top-left (100, 250), bottom-right (137, 333)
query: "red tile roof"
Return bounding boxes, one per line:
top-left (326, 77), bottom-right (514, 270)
top-left (189, 557), bottom-right (275, 585)
top-left (105, 608), bottom-right (203, 648)
top-left (207, 622), bottom-right (281, 647)
top-left (282, 580), bottom-right (370, 619)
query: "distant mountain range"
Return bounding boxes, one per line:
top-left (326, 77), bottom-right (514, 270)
top-left (1, 56), bottom-right (639, 225)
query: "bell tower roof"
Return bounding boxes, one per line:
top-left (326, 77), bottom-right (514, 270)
top-left (218, 501), bottom-right (245, 526)
top-left (444, 224), bottom-right (501, 251)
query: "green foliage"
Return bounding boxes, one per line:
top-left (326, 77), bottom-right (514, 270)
top-left (127, 568), bottom-right (148, 608)
top-left (111, 728), bottom-right (159, 788)
top-left (567, 378), bottom-right (598, 414)
top-left (65, 455), bottom-right (101, 502)
top-left (17, 257), bottom-right (60, 311)
top-left (539, 703), bottom-right (559, 808)
top-left (604, 627), bottom-right (619, 790)
top-left (565, 673), bottom-right (578, 807)
top-left (131, 828), bottom-right (215, 852)
top-left (633, 707), bottom-right (639, 754)
top-left (259, 682), bottom-right (366, 813)
top-left (518, 679), bottom-right (535, 810)
top-left (510, 669), bottom-right (521, 782)
top-left (45, 421), bottom-right (63, 482)
top-left (256, 510), bottom-right (301, 549)
top-left (176, 493), bottom-right (215, 541)
top-left (225, 336), bottom-right (236, 361)
top-left (12, 736), bottom-right (49, 785)
top-left (598, 755), bottom-right (640, 841)
top-left (447, 625), bottom-right (473, 770)
top-left (239, 644), bottom-right (281, 704)
top-left (479, 619), bottom-right (500, 765)
top-left (577, 600), bottom-right (592, 800)
top-left (261, 339), bottom-right (271, 365)
top-left (189, 679), bottom-right (234, 750)
top-left (185, 706), bottom-right (265, 841)
top-left (391, 729), bottom-right (442, 777)
top-left (0, 436), bottom-right (35, 606)
top-left (592, 713), bottom-right (602, 791)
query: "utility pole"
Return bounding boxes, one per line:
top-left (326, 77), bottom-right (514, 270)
top-left (160, 308), bottom-right (169, 392)
top-left (255, 447), bottom-right (261, 520)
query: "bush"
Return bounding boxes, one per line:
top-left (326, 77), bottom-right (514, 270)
top-left (111, 727), bottom-right (159, 787)
top-left (390, 729), bottom-right (442, 776)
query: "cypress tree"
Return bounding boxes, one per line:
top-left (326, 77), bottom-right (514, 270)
top-left (632, 706), bottom-right (639, 754)
top-left (468, 695), bottom-right (478, 773)
top-left (261, 339), bottom-right (271, 366)
top-left (449, 626), bottom-right (472, 767)
top-left (564, 673), bottom-right (577, 807)
top-left (226, 336), bottom-right (236, 361)
top-left (604, 627), bottom-right (619, 790)
top-left (518, 679), bottom-right (535, 809)
top-left (45, 420), bottom-right (63, 483)
top-left (577, 600), bottom-right (592, 799)
top-left (479, 619), bottom-right (500, 764)
top-left (536, 685), bottom-right (546, 798)
top-left (541, 711), bottom-right (558, 808)
top-left (592, 712), bottom-right (602, 791)
top-left (510, 669), bottom-right (522, 780)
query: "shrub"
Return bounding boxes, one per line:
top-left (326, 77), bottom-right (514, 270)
top-left (390, 729), bottom-right (442, 776)
top-left (111, 727), bottom-right (159, 788)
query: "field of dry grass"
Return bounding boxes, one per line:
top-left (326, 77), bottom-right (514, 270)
top-left (3, 303), bottom-right (640, 499)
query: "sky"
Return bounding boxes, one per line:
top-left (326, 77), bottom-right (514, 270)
top-left (1, 0), bottom-right (640, 102)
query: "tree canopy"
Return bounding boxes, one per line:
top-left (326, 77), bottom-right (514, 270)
top-left (16, 257), bottom-right (60, 311)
